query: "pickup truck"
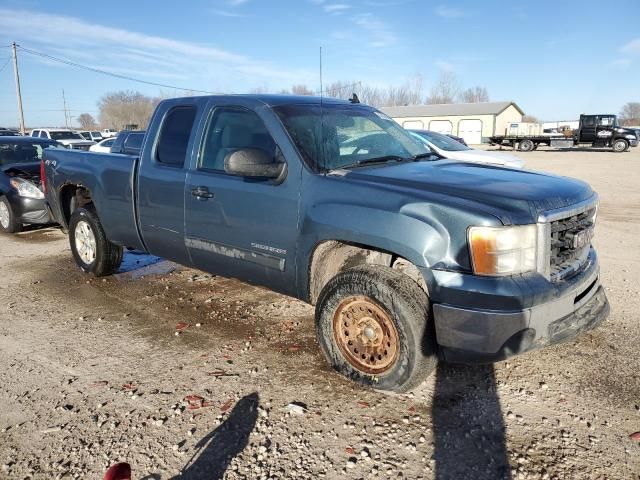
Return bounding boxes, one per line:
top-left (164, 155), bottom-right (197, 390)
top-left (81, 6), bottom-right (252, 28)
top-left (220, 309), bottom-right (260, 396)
top-left (42, 95), bottom-right (609, 392)
top-left (490, 113), bottom-right (639, 152)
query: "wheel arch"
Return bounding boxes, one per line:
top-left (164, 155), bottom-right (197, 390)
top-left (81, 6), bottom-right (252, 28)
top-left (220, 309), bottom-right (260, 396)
top-left (306, 239), bottom-right (430, 305)
top-left (58, 183), bottom-right (95, 229)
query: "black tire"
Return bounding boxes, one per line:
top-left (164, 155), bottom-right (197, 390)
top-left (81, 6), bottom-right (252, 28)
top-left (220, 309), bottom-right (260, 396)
top-left (315, 265), bottom-right (437, 392)
top-left (518, 139), bottom-right (535, 152)
top-left (0, 196), bottom-right (22, 234)
top-left (68, 207), bottom-right (123, 276)
top-left (612, 139), bottom-right (629, 153)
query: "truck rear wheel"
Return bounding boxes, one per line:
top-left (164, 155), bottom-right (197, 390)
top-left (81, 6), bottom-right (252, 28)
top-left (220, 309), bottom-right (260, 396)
top-left (69, 207), bottom-right (123, 276)
top-left (518, 139), bottom-right (535, 152)
top-left (612, 139), bottom-right (629, 152)
top-left (315, 265), bottom-right (437, 392)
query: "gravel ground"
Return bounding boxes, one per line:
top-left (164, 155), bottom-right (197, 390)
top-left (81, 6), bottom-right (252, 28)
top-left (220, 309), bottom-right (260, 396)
top-left (0, 147), bottom-right (639, 480)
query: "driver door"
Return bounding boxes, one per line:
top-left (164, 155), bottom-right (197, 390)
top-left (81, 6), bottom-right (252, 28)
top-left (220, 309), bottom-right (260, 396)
top-left (184, 103), bottom-right (300, 296)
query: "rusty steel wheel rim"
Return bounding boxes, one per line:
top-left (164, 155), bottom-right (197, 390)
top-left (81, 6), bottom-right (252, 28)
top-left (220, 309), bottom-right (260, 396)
top-left (333, 296), bottom-right (399, 375)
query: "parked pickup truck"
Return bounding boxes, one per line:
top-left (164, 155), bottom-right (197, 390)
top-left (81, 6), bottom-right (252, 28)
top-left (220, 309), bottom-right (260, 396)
top-left (42, 95), bottom-right (609, 392)
top-left (490, 114), bottom-right (639, 152)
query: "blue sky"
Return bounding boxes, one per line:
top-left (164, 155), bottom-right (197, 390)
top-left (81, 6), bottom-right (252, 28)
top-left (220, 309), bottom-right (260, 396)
top-left (0, 0), bottom-right (638, 127)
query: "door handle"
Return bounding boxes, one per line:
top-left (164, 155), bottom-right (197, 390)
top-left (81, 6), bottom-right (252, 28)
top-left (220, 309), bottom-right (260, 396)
top-left (191, 186), bottom-right (214, 199)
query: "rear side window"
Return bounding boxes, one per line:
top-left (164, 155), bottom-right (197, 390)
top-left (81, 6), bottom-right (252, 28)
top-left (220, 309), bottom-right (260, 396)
top-left (156, 106), bottom-right (197, 166)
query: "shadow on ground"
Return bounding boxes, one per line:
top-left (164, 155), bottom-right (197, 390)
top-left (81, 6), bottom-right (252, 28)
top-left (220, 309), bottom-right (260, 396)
top-left (173, 392), bottom-right (259, 480)
top-left (432, 363), bottom-right (512, 480)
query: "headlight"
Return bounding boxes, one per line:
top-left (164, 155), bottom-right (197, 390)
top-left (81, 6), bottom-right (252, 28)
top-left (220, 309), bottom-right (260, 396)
top-left (10, 178), bottom-right (44, 199)
top-left (468, 225), bottom-right (537, 276)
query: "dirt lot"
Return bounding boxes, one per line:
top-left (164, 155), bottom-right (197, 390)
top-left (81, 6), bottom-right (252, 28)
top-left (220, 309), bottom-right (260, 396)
top-left (1, 147), bottom-right (639, 480)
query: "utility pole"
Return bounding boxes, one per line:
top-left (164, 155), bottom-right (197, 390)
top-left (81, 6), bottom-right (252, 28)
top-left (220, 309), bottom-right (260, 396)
top-left (62, 89), bottom-right (70, 129)
top-left (11, 43), bottom-right (26, 135)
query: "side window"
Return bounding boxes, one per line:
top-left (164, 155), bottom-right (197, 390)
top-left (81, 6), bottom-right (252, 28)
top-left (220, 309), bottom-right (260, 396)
top-left (583, 117), bottom-right (596, 127)
top-left (199, 107), bottom-right (276, 172)
top-left (124, 133), bottom-right (144, 151)
top-left (156, 106), bottom-right (196, 166)
top-left (41, 131), bottom-right (49, 138)
top-left (598, 116), bottom-right (614, 126)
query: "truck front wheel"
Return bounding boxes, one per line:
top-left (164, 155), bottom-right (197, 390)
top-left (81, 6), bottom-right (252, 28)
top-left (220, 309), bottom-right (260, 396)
top-left (612, 139), bottom-right (629, 152)
top-left (69, 207), bottom-right (123, 276)
top-left (315, 265), bottom-right (437, 392)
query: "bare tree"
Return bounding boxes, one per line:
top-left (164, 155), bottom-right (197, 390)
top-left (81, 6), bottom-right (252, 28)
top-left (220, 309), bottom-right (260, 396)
top-left (98, 90), bottom-right (161, 130)
top-left (459, 86), bottom-right (489, 103)
top-left (250, 85), bottom-right (271, 94)
top-left (323, 77), bottom-right (425, 108)
top-left (425, 71), bottom-right (460, 104)
top-left (291, 84), bottom-right (314, 96)
top-left (77, 113), bottom-right (97, 129)
top-left (522, 114), bottom-right (539, 123)
top-left (619, 102), bottom-right (640, 125)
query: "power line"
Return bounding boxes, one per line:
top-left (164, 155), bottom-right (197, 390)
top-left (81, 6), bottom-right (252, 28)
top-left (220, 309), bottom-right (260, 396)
top-left (0, 58), bottom-right (11, 74)
top-left (0, 108), bottom-right (99, 112)
top-left (17, 45), bottom-right (221, 95)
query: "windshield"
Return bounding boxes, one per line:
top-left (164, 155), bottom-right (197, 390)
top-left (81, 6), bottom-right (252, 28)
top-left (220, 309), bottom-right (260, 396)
top-left (411, 130), bottom-right (471, 152)
top-left (0, 141), bottom-right (59, 165)
top-left (50, 131), bottom-right (84, 141)
top-left (273, 104), bottom-right (431, 171)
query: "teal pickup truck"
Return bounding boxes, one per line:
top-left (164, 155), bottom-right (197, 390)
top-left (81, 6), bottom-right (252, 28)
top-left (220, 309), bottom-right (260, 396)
top-left (42, 95), bottom-right (609, 392)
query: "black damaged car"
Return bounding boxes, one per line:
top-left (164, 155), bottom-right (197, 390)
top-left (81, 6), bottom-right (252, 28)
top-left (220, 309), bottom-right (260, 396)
top-left (0, 136), bottom-right (61, 233)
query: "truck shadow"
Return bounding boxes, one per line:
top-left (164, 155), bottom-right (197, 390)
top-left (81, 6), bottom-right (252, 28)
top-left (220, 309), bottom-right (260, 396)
top-left (173, 392), bottom-right (259, 480)
top-left (432, 363), bottom-right (512, 480)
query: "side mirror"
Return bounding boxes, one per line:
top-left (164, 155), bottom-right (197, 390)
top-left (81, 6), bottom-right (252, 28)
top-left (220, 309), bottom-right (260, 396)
top-left (224, 148), bottom-right (285, 179)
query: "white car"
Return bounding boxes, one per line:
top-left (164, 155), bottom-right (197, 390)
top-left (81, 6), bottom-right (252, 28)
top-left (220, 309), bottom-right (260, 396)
top-left (89, 137), bottom-right (116, 153)
top-left (79, 130), bottom-right (104, 143)
top-left (30, 129), bottom-right (95, 150)
top-left (410, 130), bottom-right (524, 169)
top-left (101, 128), bottom-right (118, 138)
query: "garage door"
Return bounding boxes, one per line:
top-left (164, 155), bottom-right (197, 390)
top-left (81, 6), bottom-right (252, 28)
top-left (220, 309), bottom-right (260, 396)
top-left (402, 120), bottom-right (424, 129)
top-left (429, 120), bottom-right (452, 135)
top-left (458, 119), bottom-right (482, 145)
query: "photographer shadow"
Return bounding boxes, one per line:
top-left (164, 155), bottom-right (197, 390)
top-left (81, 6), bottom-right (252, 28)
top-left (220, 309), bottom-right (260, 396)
top-left (174, 392), bottom-right (259, 480)
top-left (432, 363), bottom-right (512, 480)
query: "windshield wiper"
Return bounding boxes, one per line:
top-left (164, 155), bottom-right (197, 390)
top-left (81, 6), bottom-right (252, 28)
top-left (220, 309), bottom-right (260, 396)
top-left (333, 155), bottom-right (409, 171)
top-left (410, 152), bottom-right (439, 161)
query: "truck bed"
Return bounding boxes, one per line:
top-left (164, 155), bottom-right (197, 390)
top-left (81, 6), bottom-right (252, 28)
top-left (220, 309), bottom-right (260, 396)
top-left (43, 149), bottom-right (144, 250)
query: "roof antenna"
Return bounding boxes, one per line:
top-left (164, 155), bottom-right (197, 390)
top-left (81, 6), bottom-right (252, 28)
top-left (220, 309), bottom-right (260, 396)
top-left (349, 93), bottom-right (360, 104)
top-left (319, 46), bottom-right (323, 101)
top-left (319, 46), bottom-right (326, 172)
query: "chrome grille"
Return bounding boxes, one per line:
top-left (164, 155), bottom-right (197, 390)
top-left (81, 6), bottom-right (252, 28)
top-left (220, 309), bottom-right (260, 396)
top-left (549, 207), bottom-right (595, 281)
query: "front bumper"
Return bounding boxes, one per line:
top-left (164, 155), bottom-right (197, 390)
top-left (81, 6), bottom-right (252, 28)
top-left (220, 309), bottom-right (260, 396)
top-left (7, 191), bottom-right (51, 225)
top-left (430, 252), bottom-right (609, 363)
top-left (629, 138), bottom-right (639, 147)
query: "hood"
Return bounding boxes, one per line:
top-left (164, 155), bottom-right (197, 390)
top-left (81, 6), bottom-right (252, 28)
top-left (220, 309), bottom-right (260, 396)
top-left (342, 160), bottom-right (593, 224)
top-left (619, 127), bottom-right (638, 138)
top-left (447, 149), bottom-right (525, 168)
top-left (431, 146), bottom-right (524, 168)
top-left (59, 139), bottom-right (94, 145)
top-left (1, 162), bottom-right (41, 180)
